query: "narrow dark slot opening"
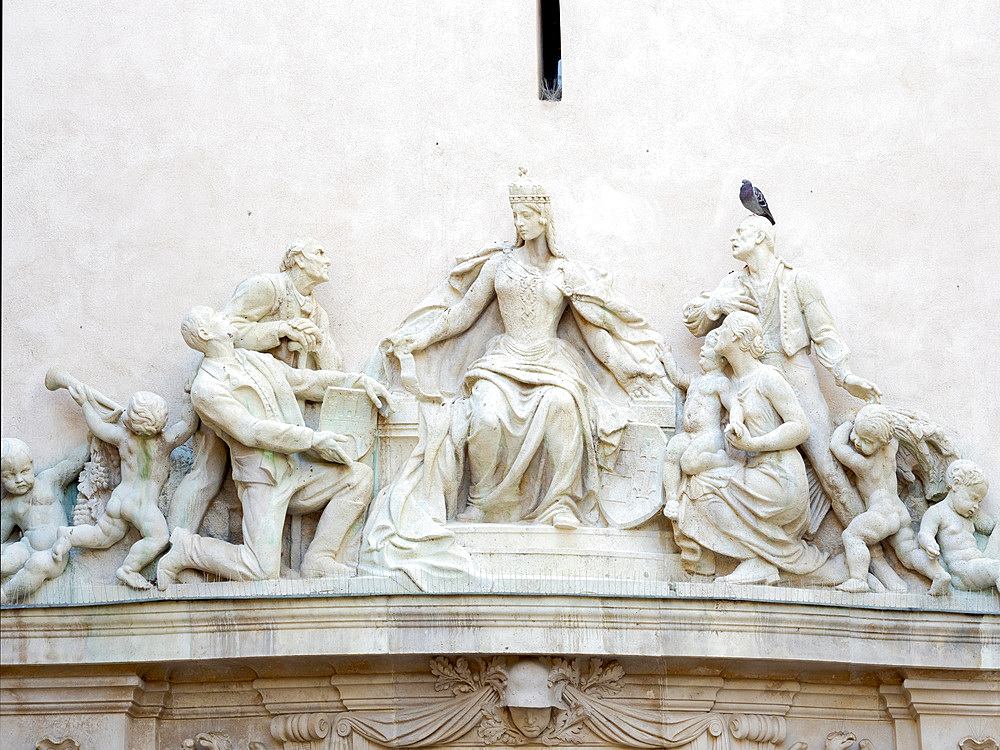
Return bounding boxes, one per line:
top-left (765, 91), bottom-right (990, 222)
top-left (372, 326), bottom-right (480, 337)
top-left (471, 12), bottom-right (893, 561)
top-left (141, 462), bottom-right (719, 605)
top-left (538, 0), bottom-right (562, 101)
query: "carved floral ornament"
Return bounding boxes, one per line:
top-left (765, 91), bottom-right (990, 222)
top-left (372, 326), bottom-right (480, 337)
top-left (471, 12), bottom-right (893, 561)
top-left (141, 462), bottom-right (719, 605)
top-left (325, 656), bottom-right (783, 749)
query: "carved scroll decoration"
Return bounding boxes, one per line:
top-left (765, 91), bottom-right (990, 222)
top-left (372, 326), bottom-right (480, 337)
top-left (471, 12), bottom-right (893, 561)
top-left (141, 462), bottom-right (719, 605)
top-left (271, 713), bottom-right (331, 743)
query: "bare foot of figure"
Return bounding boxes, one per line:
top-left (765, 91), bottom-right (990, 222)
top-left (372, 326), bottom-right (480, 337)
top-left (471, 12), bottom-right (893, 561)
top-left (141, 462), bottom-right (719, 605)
top-left (50, 526), bottom-right (73, 563)
top-left (456, 506), bottom-right (485, 523)
top-left (116, 567), bottom-right (153, 590)
top-left (551, 510), bottom-right (580, 530)
top-left (300, 559), bottom-right (355, 579)
top-left (717, 558), bottom-right (779, 585)
top-left (836, 577), bottom-right (870, 594)
top-left (870, 558), bottom-right (909, 593)
top-left (155, 528), bottom-right (191, 591)
top-left (928, 572), bottom-right (951, 596)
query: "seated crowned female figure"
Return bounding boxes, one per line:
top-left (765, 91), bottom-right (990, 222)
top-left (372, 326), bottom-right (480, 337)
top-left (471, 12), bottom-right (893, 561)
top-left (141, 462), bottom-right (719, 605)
top-left (369, 171), bottom-right (667, 583)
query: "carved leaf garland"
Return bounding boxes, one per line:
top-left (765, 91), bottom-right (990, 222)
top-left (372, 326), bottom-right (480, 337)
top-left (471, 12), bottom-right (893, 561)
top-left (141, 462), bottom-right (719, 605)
top-left (430, 656), bottom-right (506, 696)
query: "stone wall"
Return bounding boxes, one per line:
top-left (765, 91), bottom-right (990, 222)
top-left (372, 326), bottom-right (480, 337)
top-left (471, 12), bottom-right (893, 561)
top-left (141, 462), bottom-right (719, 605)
top-left (3, 1), bottom-right (998, 495)
top-left (3, 3), bottom-right (999, 749)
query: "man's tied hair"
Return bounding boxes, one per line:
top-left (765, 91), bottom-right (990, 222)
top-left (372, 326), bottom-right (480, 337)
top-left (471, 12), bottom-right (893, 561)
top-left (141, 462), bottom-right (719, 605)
top-left (280, 237), bottom-right (323, 272)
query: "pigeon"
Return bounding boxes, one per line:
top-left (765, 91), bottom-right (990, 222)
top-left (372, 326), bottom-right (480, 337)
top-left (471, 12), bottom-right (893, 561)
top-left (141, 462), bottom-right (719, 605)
top-left (740, 179), bottom-right (775, 225)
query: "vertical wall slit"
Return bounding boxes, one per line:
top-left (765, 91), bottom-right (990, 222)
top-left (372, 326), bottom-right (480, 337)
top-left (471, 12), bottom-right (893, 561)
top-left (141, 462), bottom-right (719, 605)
top-left (538, 0), bottom-right (562, 101)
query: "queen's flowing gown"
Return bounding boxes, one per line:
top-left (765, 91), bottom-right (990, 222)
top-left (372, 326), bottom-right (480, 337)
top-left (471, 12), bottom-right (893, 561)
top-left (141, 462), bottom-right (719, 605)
top-left (361, 244), bottom-right (667, 586)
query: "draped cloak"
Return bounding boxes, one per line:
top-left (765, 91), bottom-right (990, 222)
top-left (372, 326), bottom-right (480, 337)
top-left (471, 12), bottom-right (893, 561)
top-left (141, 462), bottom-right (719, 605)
top-left (361, 244), bottom-right (668, 587)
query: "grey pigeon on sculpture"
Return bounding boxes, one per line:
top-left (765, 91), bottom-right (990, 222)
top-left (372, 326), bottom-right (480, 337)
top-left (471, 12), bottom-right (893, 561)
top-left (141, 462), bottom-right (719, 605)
top-left (740, 179), bottom-right (775, 225)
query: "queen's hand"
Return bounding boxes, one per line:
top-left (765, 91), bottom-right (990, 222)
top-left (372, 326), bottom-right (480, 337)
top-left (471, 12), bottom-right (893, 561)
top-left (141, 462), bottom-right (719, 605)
top-left (387, 329), bottom-right (433, 357)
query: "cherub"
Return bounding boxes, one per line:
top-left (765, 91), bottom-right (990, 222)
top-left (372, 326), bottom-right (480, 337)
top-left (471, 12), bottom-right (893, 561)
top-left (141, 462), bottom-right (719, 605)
top-left (830, 404), bottom-right (951, 595)
top-left (52, 382), bottom-right (198, 589)
top-left (1, 438), bottom-right (88, 603)
top-left (918, 459), bottom-right (998, 593)
top-left (659, 330), bottom-right (743, 520)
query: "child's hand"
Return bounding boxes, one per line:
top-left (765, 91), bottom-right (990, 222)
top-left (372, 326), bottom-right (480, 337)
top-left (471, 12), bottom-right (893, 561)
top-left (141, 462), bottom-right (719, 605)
top-left (917, 531), bottom-right (940, 558)
top-left (725, 424), bottom-right (758, 452)
top-left (68, 383), bottom-right (89, 406)
top-left (727, 419), bottom-right (745, 441)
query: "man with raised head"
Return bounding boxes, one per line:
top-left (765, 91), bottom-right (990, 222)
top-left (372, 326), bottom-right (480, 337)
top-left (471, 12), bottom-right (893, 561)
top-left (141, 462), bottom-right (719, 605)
top-left (683, 215), bottom-right (897, 583)
top-left (223, 236), bottom-right (343, 370)
top-left (156, 306), bottom-right (393, 587)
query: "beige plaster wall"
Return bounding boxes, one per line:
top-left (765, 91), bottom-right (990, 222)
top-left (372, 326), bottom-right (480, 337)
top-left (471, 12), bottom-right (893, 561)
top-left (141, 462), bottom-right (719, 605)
top-left (3, 1), bottom-right (999, 508)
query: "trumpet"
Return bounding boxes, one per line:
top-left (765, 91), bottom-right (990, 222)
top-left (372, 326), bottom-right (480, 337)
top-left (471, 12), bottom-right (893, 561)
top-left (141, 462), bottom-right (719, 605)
top-left (45, 365), bottom-right (124, 421)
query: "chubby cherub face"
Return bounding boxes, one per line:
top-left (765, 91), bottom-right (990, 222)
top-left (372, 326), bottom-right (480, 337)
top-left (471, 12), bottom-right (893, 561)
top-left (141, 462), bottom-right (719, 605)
top-left (1, 453), bottom-right (35, 495)
top-left (850, 419), bottom-right (886, 457)
top-left (698, 331), bottom-right (725, 372)
top-left (948, 483), bottom-right (986, 518)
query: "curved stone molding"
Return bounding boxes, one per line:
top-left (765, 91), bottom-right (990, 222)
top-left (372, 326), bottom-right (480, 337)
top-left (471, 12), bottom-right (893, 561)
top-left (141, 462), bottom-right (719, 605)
top-left (4, 595), bottom-right (994, 671)
top-left (36, 739), bottom-right (81, 750)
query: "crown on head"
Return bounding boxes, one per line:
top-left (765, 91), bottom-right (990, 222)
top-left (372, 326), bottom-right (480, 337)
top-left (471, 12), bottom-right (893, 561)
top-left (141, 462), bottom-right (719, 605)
top-left (508, 167), bottom-right (550, 204)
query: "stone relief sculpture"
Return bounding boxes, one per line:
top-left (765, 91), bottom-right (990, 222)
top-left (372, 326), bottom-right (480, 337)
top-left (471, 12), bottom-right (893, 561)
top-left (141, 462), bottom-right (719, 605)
top-left (334, 656), bottom-right (509, 747)
top-left (1, 439), bottom-right (87, 603)
top-left (681, 210), bottom-right (902, 589)
top-left (918, 459), bottom-right (998, 593)
top-left (670, 312), bottom-right (841, 585)
top-left (223, 236), bottom-right (344, 371)
top-left (365, 169), bottom-right (668, 585)
top-left (155, 306), bottom-right (393, 587)
top-left (0, 175), bottom-right (995, 605)
top-left (48, 371), bottom-right (198, 590)
top-left (544, 657), bottom-right (732, 749)
top-left (959, 738), bottom-right (1000, 750)
top-left (331, 655), bottom-right (784, 749)
top-left (830, 405), bottom-right (952, 594)
top-left (169, 237), bottom-right (343, 536)
top-left (480, 659), bottom-right (574, 744)
top-left (659, 330), bottom-right (743, 522)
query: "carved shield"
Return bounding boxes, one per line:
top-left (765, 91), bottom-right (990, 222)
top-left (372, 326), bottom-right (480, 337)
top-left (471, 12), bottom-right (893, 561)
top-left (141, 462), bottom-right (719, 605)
top-left (319, 386), bottom-right (378, 461)
top-left (598, 422), bottom-right (667, 529)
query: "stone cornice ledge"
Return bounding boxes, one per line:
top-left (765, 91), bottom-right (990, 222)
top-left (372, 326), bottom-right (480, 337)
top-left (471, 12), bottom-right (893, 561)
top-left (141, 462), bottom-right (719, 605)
top-left (2, 594), bottom-right (996, 670)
